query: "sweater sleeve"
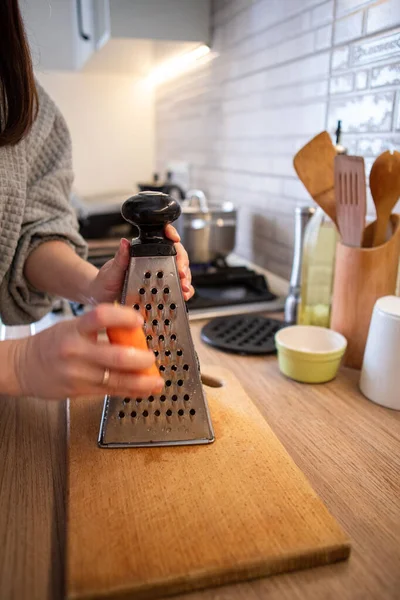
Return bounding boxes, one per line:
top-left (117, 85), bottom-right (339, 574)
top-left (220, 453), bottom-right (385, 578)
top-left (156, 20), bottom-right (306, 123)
top-left (0, 104), bottom-right (87, 325)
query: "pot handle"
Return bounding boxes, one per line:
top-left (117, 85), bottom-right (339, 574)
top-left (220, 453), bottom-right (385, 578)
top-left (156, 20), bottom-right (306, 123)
top-left (185, 189), bottom-right (209, 212)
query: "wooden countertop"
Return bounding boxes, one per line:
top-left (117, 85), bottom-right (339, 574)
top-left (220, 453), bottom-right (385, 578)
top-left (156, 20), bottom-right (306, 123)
top-left (1, 318), bottom-right (400, 600)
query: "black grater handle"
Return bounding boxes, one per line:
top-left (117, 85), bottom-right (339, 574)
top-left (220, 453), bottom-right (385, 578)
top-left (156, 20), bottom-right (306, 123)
top-left (121, 191), bottom-right (181, 256)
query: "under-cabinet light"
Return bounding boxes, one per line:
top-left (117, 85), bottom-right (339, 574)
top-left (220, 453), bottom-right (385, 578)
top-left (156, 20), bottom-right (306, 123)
top-left (147, 44), bottom-right (211, 86)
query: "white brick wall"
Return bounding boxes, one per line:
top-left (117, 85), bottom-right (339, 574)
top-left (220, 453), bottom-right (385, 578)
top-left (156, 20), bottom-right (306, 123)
top-left (155, 0), bottom-right (400, 279)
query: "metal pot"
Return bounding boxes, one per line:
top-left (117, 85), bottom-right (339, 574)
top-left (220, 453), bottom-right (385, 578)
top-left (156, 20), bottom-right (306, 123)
top-left (176, 190), bottom-right (236, 264)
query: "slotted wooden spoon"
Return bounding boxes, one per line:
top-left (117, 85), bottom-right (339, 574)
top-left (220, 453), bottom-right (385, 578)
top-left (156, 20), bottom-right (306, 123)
top-left (293, 131), bottom-right (338, 226)
top-left (335, 155), bottom-right (366, 247)
top-left (370, 150), bottom-right (400, 247)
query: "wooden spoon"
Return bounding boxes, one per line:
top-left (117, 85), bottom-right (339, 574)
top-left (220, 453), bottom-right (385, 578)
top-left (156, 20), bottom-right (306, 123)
top-left (293, 131), bottom-right (338, 226)
top-left (370, 150), bottom-right (400, 247)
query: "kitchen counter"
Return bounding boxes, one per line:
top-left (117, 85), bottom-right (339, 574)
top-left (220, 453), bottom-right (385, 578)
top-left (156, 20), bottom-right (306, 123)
top-left (1, 317), bottom-right (400, 600)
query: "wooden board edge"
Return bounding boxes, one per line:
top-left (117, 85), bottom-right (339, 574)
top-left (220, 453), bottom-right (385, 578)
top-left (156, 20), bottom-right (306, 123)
top-left (68, 543), bottom-right (351, 600)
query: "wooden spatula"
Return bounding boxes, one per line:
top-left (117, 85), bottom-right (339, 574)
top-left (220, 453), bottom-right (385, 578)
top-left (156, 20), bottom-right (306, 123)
top-left (370, 150), bottom-right (400, 247)
top-left (293, 131), bottom-right (338, 226)
top-left (335, 155), bottom-right (366, 247)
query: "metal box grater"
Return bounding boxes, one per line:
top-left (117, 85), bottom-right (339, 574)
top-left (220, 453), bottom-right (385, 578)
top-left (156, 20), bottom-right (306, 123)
top-left (98, 192), bottom-right (215, 448)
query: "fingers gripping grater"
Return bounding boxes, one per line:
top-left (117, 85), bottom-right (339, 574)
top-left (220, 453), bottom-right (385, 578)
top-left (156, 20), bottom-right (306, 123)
top-left (98, 192), bottom-right (215, 448)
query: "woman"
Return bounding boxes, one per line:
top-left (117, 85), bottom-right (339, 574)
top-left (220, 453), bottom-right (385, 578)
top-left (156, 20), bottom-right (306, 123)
top-left (0, 0), bottom-right (193, 400)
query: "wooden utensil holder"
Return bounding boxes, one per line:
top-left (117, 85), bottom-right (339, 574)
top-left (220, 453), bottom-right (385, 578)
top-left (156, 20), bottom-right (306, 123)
top-left (331, 214), bottom-right (400, 370)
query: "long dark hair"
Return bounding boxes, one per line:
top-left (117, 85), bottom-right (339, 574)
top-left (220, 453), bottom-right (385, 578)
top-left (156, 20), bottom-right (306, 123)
top-left (0, 0), bottom-right (38, 147)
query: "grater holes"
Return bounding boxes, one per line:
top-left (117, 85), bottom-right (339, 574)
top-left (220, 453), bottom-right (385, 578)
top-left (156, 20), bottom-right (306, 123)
top-left (183, 364), bottom-right (189, 371)
top-left (151, 288), bottom-right (158, 295)
top-left (178, 409), bottom-right (184, 416)
top-left (146, 334), bottom-right (152, 341)
top-left (160, 395), bottom-right (166, 402)
top-left (164, 319), bottom-right (171, 327)
top-left (123, 397), bottom-right (131, 404)
top-left (159, 334), bottom-right (165, 342)
top-left (146, 303), bottom-right (152, 311)
top-left (170, 303), bottom-right (177, 311)
top-left (170, 334), bottom-right (177, 341)
top-left (131, 411), bottom-right (137, 418)
top-left (172, 394), bottom-right (178, 401)
top-left (165, 350), bottom-right (171, 357)
top-left (144, 272), bottom-right (151, 279)
top-left (177, 379), bottom-right (184, 387)
top-left (166, 380), bottom-right (172, 387)
top-left (133, 304), bottom-right (140, 310)
top-left (154, 350), bottom-right (159, 357)
top-left (118, 411), bottom-right (125, 419)
top-left (166, 409), bottom-right (173, 416)
top-left (177, 349), bottom-right (183, 357)
top-left (136, 398), bottom-right (142, 404)
top-left (152, 319), bottom-right (158, 326)
top-left (154, 409), bottom-right (161, 417)
top-left (157, 271), bottom-right (164, 279)
top-left (139, 288), bottom-right (145, 295)
top-left (184, 394), bottom-right (190, 401)
top-left (163, 287), bottom-right (170, 294)
top-left (143, 410), bottom-right (149, 417)
top-left (148, 396), bottom-right (154, 402)
top-left (159, 365), bottom-right (166, 372)
top-left (171, 365), bottom-right (178, 371)
top-left (190, 409), bottom-right (196, 416)
top-left (158, 303), bottom-right (164, 311)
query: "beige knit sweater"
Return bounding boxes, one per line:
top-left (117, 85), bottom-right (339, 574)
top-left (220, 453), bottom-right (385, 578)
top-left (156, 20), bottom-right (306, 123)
top-left (0, 82), bottom-right (87, 326)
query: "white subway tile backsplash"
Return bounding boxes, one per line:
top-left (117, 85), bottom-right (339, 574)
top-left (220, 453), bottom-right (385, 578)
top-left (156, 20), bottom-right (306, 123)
top-left (253, 212), bottom-right (276, 242)
top-left (371, 61), bottom-right (400, 87)
top-left (311, 0), bottom-right (334, 27)
top-left (224, 102), bottom-right (326, 138)
top-left (336, 0), bottom-right (379, 16)
top-left (334, 11), bottom-right (364, 44)
top-left (351, 29), bottom-right (400, 66)
top-left (355, 70), bottom-right (369, 89)
top-left (156, 0), bottom-right (400, 278)
top-left (357, 134), bottom-right (400, 155)
top-left (264, 80), bottom-right (329, 106)
top-left (262, 32), bottom-right (316, 69)
top-left (328, 91), bottom-right (395, 132)
top-left (332, 46), bottom-right (350, 70)
top-left (283, 179), bottom-right (313, 201)
top-left (274, 214), bottom-right (298, 247)
top-left (315, 24), bottom-right (333, 50)
top-left (231, 10), bottom-right (313, 59)
top-left (222, 71), bottom-right (266, 98)
top-left (262, 52), bottom-right (330, 89)
top-left (222, 92), bottom-right (263, 113)
top-left (366, 0), bottom-right (400, 35)
top-left (330, 73), bottom-right (354, 93)
top-left (229, 31), bottom-right (316, 79)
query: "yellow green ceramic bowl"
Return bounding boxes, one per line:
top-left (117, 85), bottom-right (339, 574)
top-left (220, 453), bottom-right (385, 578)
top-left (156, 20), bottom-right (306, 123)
top-left (275, 325), bottom-right (347, 384)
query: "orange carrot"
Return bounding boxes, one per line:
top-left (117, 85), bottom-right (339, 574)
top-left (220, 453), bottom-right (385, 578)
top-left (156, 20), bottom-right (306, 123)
top-left (106, 325), bottom-right (160, 377)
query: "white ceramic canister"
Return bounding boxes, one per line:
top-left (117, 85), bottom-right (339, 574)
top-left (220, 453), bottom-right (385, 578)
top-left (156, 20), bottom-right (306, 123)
top-left (359, 296), bottom-right (400, 410)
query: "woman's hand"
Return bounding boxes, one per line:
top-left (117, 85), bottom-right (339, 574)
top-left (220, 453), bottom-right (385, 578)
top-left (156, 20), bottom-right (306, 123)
top-left (165, 224), bottom-right (194, 301)
top-left (88, 226), bottom-right (194, 304)
top-left (15, 304), bottom-right (164, 400)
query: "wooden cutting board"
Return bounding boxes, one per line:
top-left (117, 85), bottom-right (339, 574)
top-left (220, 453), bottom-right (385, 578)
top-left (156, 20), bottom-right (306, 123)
top-left (67, 367), bottom-right (350, 600)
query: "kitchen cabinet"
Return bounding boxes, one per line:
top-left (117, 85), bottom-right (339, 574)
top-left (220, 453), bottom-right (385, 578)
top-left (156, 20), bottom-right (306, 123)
top-left (22, 0), bottom-right (210, 72)
top-left (109, 0), bottom-right (210, 43)
top-left (21, 0), bottom-right (106, 71)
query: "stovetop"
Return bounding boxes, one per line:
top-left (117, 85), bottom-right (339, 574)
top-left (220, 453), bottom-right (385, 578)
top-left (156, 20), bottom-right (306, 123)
top-left (184, 261), bottom-right (285, 319)
top-left (188, 262), bottom-right (274, 307)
